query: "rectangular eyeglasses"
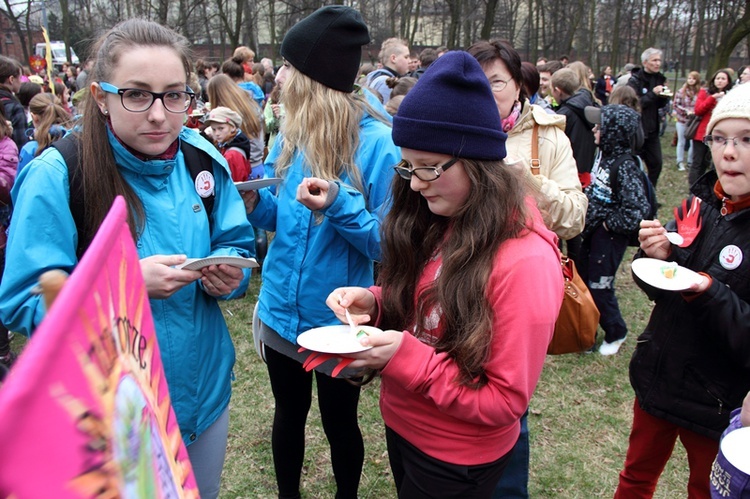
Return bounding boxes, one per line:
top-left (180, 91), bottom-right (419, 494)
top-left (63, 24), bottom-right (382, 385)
top-left (99, 82), bottom-right (194, 113)
top-left (393, 158), bottom-right (459, 181)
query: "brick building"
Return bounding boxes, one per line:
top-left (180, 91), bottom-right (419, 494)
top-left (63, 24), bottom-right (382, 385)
top-left (0, 9), bottom-right (43, 65)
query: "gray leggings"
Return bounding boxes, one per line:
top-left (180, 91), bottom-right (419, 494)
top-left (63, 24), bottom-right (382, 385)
top-left (186, 407), bottom-right (230, 499)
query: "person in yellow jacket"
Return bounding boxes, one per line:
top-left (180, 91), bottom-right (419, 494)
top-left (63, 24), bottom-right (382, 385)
top-left (468, 40), bottom-right (587, 244)
top-left (468, 39), bottom-right (588, 499)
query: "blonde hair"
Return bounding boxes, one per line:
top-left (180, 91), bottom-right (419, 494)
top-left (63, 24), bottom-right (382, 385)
top-left (566, 61), bottom-right (598, 103)
top-left (379, 38), bottom-right (408, 65)
top-left (276, 66), bottom-right (390, 193)
top-left (233, 46), bottom-right (255, 64)
top-left (29, 92), bottom-right (72, 153)
top-left (683, 71), bottom-right (702, 96)
top-left (207, 74), bottom-right (262, 139)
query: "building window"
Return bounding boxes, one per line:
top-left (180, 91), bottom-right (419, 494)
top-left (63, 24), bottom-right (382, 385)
top-left (4, 34), bottom-right (12, 45)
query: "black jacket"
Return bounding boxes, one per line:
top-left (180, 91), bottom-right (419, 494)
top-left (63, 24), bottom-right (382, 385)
top-left (627, 67), bottom-right (668, 135)
top-left (0, 88), bottom-right (27, 149)
top-left (629, 170), bottom-right (750, 440)
top-left (557, 89), bottom-right (597, 174)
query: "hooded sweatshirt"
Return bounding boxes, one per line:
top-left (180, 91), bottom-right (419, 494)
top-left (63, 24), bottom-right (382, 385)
top-left (218, 130), bottom-right (252, 182)
top-left (583, 104), bottom-right (649, 239)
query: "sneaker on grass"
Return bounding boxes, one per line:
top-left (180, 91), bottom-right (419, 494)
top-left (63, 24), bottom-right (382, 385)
top-left (599, 337), bottom-right (626, 356)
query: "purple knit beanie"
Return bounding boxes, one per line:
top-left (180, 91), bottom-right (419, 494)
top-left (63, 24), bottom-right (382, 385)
top-left (392, 51), bottom-right (507, 161)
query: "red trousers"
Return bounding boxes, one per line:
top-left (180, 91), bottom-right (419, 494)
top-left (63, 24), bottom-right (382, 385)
top-left (614, 399), bottom-right (719, 499)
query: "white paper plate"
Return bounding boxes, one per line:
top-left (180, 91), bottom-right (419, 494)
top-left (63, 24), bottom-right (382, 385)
top-left (631, 258), bottom-right (703, 291)
top-left (720, 426), bottom-right (750, 474)
top-left (297, 325), bottom-right (380, 354)
top-left (234, 178), bottom-right (282, 191)
top-left (177, 256), bottom-right (259, 271)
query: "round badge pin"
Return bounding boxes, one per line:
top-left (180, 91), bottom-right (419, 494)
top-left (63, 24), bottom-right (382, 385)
top-left (195, 170), bottom-right (215, 198)
top-left (719, 245), bottom-right (743, 270)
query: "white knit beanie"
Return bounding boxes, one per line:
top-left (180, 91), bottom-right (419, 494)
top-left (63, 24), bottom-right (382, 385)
top-left (707, 83), bottom-right (750, 134)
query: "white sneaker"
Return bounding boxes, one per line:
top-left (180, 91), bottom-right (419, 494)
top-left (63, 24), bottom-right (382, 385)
top-left (677, 162), bottom-right (686, 171)
top-left (599, 337), bottom-right (626, 356)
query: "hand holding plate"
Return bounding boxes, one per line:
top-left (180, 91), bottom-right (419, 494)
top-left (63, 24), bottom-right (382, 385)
top-left (346, 329), bottom-right (404, 370)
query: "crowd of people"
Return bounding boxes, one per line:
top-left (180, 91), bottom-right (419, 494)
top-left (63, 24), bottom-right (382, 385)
top-left (0, 8), bottom-right (748, 499)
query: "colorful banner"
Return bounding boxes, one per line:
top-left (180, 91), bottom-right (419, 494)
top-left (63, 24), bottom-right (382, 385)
top-left (0, 196), bottom-right (198, 498)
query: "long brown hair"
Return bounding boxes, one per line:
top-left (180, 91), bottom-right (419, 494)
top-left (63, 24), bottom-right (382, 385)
top-left (79, 19), bottom-right (193, 243)
top-left (378, 158), bottom-right (529, 387)
top-left (207, 74), bottom-right (262, 139)
top-left (29, 93), bottom-right (72, 153)
top-left (682, 71), bottom-right (702, 98)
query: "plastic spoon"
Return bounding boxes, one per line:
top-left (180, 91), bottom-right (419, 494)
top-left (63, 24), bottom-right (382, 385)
top-left (339, 294), bottom-right (357, 335)
top-left (666, 232), bottom-right (684, 245)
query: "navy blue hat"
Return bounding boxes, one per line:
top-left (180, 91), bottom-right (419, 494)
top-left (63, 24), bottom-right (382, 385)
top-left (280, 6), bottom-right (370, 93)
top-left (392, 51), bottom-right (507, 160)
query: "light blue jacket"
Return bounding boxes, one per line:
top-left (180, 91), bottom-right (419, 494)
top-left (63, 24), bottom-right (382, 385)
top-left (0, 127), bottom-right (254, 445)
top-left (249, 108), bottom-right (400, 342)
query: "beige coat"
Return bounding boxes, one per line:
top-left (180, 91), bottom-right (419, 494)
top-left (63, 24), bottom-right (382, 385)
top-left (505, 102), bottom-right (587, 240)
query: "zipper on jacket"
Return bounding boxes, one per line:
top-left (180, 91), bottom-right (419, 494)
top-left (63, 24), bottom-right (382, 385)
top-left (705, 386), bottom-right (725, 414)
top-left (720, 197), bottom-right (729, 216)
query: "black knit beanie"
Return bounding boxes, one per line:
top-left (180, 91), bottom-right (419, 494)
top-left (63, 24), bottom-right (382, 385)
top-left (280, 5), bottom-right (370, 93)
top-left (392, 51), bottom-right (507, 160)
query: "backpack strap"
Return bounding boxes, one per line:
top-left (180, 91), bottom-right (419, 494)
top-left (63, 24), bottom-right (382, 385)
top-left (53, 135), bottom-right (216, 258)
top-left (180, 140), bottom-right (215, 231)
top-left (365, 68), bottom-right (394, 87)
top-left (530, 123), bottom-right (541, 175)
top-left (50, 134), bottom-right (87, 257)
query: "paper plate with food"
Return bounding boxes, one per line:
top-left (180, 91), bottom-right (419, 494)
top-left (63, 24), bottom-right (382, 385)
top-left (631, 258), bottom-right (704, 291)
top-left (297, 325), bottom-right (380, 354)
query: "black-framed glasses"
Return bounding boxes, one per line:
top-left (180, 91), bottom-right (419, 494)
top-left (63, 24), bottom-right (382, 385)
top-left (490, 79), bottom-right (509, 92)
top-left (704, 134), bottom-right (750, 150)
top-left (99, 82), bottom-right (195, 113)
top-left (393, 158), bottom-right (459, 182)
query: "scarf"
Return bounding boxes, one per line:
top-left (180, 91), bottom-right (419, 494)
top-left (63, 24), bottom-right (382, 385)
top-left (502, 101), bottom-right (522, 133)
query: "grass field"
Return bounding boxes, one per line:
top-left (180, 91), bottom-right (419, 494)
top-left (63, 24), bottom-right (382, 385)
top-left (215, 131), bottom-right (697, 498)
top-left (7, 130), bottom-right (696, 498)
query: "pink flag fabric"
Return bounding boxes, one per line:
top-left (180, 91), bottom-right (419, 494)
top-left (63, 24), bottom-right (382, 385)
top-left (0, 196), bottom-right (198, 498)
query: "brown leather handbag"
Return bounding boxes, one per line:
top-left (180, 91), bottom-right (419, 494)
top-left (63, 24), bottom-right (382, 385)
top-left (547, 255), bottom-right (600, 355)
top-left (528, 123), bottom-right (599, 354)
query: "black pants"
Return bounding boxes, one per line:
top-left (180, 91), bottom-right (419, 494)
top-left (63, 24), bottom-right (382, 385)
top-left (579, 225), bottom-right (629, 343)
top-left (265, 345), bottom-right (364, 499)
top-left (688, 139), bottom-right (712, 187)
top-left (386, 427), bottom-right (512, 498)
top-left (638, 131), bottom-right (663, 187)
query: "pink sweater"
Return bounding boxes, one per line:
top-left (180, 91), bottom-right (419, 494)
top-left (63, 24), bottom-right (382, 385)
top-left (372, 203), bottom-right (563, 465)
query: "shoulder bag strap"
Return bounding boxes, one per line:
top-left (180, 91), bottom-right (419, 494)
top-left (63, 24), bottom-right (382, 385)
top-left (530, 123), bottom-right (540, 175)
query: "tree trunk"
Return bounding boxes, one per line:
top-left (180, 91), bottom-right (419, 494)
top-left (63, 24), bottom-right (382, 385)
top-left (447, 0), bottom-right (462, 48)
top-left (707, 0), bottom-right (750, 75)
top-left (481, 0), bottom-right (499, 41)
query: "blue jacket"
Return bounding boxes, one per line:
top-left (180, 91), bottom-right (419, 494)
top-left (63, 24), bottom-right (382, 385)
top-left (238, 81), bottom-right (265, 108)
top-left (249, 108), bottom-right (400, 342)
top-left (0, 127), bottom-right (255, 445)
